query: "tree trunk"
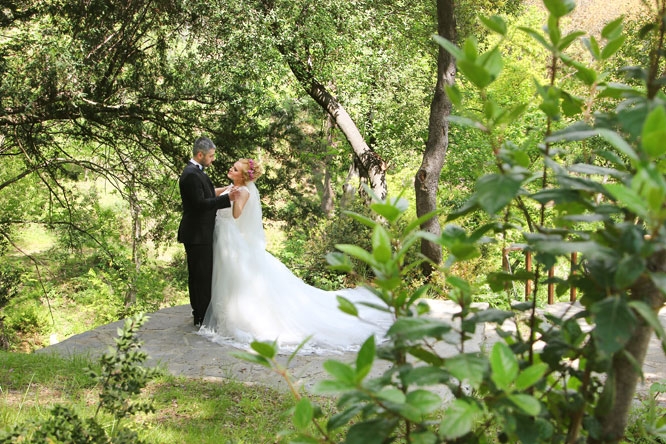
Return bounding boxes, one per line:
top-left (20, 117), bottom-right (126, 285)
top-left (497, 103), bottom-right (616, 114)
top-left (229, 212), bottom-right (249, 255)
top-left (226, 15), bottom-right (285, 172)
top-left (415, 0), bottom-right (456, 276)
top-left (286, 54), bottom-right (387, 199)
top-left (315, 113), bottom-right (335, 216)
top-left (259, 0), bottom-right (387, 199)
top-left (591, 250), bottom-right (666, 443)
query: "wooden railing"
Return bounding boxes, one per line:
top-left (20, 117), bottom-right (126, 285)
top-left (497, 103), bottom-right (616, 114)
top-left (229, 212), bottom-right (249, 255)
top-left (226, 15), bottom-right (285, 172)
top-left (502, 245), bottom-right (578, 304)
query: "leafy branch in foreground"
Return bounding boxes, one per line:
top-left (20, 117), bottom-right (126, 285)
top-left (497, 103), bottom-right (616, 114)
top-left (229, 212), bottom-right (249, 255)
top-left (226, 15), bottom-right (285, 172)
top-left (235, 0), bottom-right (666, 443)
top-left (0, 314), bottom-right (158, 444)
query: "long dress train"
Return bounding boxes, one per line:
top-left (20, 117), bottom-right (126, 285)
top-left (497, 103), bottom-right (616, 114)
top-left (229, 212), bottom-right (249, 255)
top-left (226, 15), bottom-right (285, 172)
top-left (198, 182), bottom-right (393, 354)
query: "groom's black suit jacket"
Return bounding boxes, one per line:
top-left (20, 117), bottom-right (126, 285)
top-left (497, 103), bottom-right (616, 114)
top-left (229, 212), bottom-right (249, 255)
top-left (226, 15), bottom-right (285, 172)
top-left (178, 162), bottom-right (231, 245)
top-left (178, 162), bottom-right (232, 323)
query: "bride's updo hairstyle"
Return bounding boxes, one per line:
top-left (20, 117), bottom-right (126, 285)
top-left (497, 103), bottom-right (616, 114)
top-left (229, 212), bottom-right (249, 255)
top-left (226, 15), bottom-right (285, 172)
top-left (239, 158), bottom-right (263, 182)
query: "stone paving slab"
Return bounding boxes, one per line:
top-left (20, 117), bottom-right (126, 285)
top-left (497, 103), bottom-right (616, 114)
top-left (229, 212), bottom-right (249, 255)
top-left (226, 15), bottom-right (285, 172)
top-left (36, 300), bottom-right (666, 401)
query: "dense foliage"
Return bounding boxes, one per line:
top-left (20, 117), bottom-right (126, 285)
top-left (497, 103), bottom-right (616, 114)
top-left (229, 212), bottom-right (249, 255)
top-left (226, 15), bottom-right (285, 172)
top-left (240, 0), bottom-right (666, 442)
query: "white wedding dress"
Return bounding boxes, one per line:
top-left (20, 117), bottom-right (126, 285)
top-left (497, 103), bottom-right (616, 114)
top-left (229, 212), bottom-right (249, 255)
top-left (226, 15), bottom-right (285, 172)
top-left (198, 182), bottom-right (393, 354)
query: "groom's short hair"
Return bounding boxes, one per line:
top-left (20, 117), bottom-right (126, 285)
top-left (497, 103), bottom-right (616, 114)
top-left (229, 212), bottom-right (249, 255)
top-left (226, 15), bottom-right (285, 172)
top-left (193, 137), bottom-right (216, 156)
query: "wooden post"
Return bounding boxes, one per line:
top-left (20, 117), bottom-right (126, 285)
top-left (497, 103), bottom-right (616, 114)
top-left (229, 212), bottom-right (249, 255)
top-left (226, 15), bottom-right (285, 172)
top-left (570, 252), bottom-right (577, 302)
top-left (525, 250), bottom-right (532, 301)
top-left (548, 267), bottom-right (555, 304)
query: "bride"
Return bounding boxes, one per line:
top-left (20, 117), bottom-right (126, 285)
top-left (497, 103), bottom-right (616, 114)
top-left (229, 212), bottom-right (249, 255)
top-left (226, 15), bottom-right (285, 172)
top-left (198, 158), bottom-right (393, 354)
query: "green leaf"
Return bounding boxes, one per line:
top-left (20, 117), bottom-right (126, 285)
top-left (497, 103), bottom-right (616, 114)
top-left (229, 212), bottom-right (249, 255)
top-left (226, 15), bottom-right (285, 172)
top-left (312, 379), bottom-right (356, 394)
top-left (597, 128), bottom-right (640, 163)
top-left (558, 30), bottom-right (586, 51)
top-left (289, 435), bottom-right (319, 444)
top-left (250, 341), bottom-right (276, 359)
top-left (458, 59), bottom-right (493, 89)
top-left (641, 106), bottom-right (666, 158)
top-left (335, 244), bottom-right (376, 267)
top-left (387, 318), bottom-right (452, 341)
top-left (410, 430), bottom-right (439, 444)
top-left (629, 299), bottom-right (666, 352)
top-left (343, 211), bottom-right (378, 229)
top-left (327, 405), bottom-right (362, 431)
top-left (605, 183), bottom-right (649, 218)
top-left (601, 16), bottom-right (624, 39)
top-left (515, 363), bottom-right (549, 390)
top-left (446, 354), bottom-right (487, 389)
top-left (564, 58), bottom-right (597, 85)
top-left (400, 365), bottom-right (449, 385)
top-left (230, 351), bottom-right (271, 368)
top-left (439, 399), bottom-right (482, 440)
top-left (519, 27), bottom-right (553, 51)
top-left (433, 35), bottom-right (464, 60)
top-left (371, 197), bottom-right (409, 223)
top-left (614, 255), bottom-right (645, 289)
top-left (444, 84), bottom-right (463, 107)
top-left (337, 296), bottom-right (359, 317)
top-left (649, 272), bottom-right (666, 297)
top-left (601, 35), bottom-right (626, 60)
top-left (490, 342), bottom-right (519, 389)
top-left (480, 15), bottom-right (507, 36)
top-left (326, 251), bottom-right (353, 272)
top-left (447, 115), bottom-right (488, 131)
top-left (355, 336), bottom-right (375, 381)
top-left (406, 389), bottom-right (442, 416)
top-left (323, 360), bottom-right (356, 385)
top-left (478, 47), bottom-right (503, 81)
top-left (346, 418), bottom-right (394, 444)
top-left (508, 393), bottom-right (542, 415)
top-left (592, 298), bottom-right (636, 355)
top-left (377, 387), bottom-right (406, 403)
top-left (372, 225), bottom-right (392, 263)
top-left (543, 0), bottom-right (576, 18)
top-left (293, 398), bottom-right (314, 431)
top-left (475, 173), bottom-right (523, 215)
top-left (583, 36), bottom-right (601, 60)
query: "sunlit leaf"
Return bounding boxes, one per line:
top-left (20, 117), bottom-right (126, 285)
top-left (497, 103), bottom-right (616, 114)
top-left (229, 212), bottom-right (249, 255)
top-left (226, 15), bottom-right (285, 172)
top-left (250, 340), bottom-right (276, 359)
top-left (543, 0), bottom-right (576, 18)
top-left (515, 363), bottom-right (549, 390)
top-left (490, 342), bottom-right (518, 389)
top-left (387, 318), bottom-right (452, 341)
top-left (337, 296), bottom-right (359, 316)
top-left (323, 360), bottom-right (356, 384)
top-left (439, 399), bottom-right (482, 440)
top-left (293, 398), bottom-right (314, 431)
top-left (641, 106), bottom-right (666, 158)
top-left (372, 225), bottom-right (392, 263)
top-left (446, 354), bottom-right (487, 389)
top-left (475, 173), bottom-right (523, 215)
top-left (480, 15), bottom-right (507, 36)
top-left (230, 351), bottom-right (271, 367)
top-left (602, 16), bottom-right (624, 39)
top-left (406, 390), bottom-right (442, 416)
top-left (508, 393), bottom-right (542, 415)
top-left (355, 336), bottom-right (375, 381)
top-left (601, 35), bottom-right (626, 60)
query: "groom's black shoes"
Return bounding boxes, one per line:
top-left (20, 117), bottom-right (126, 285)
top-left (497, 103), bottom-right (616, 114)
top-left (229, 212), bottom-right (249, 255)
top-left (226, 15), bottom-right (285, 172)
top-left (194, 317), bottom-right (203, 327)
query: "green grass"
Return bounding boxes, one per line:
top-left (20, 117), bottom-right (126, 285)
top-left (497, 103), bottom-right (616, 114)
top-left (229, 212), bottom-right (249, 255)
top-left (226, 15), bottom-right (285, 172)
top-left (0, 351), bottom-right (330, 443)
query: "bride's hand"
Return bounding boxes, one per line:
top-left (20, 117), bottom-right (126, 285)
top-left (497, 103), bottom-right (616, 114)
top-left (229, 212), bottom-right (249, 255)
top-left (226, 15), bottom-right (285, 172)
top-left (216, 185), bottom-right (232, 196)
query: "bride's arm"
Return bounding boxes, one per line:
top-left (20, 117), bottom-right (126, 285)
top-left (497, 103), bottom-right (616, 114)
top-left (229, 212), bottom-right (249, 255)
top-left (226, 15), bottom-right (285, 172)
top-left (232, 188), bottom-right (250, 219)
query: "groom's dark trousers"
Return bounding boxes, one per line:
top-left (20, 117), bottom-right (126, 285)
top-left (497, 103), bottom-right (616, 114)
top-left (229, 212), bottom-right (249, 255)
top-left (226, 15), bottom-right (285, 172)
top-left (178, 162), bottom-right (231, 324)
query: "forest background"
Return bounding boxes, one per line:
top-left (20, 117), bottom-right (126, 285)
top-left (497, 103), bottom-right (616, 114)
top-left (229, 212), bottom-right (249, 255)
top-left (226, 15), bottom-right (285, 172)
top-left (0, 0), bottom-right (643, 351)
top-left (3, 0), bottom-right (666, 442)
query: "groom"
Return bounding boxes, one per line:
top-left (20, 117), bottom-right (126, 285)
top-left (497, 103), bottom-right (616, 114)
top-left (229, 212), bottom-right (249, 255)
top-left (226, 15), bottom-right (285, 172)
top-left (178, 136), bottom-right (237, 327)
